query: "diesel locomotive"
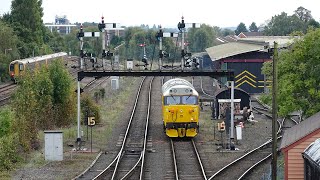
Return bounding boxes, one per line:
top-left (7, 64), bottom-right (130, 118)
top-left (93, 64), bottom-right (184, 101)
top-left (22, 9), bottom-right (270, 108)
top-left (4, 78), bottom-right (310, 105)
top-left (162, 78), bottom-right (200, 137)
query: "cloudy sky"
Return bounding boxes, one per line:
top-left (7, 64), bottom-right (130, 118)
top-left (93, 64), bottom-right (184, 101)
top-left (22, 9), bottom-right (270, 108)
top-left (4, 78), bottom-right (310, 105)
top-left (1, 0), bottom-right (319, 28)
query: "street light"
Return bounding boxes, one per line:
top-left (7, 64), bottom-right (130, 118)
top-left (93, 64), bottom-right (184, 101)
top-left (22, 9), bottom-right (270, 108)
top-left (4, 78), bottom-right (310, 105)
top-left (5, 48), bottom-right (12, 55)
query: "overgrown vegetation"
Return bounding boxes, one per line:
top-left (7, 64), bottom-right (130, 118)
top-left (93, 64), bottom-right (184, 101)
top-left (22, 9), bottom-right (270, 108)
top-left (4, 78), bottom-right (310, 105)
top-left (0, 59), bottom-right (77, 172)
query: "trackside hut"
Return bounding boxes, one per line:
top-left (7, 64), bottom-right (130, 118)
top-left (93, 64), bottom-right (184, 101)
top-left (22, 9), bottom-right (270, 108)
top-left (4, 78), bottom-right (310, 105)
top-left (205, 37), bottom-right (293, 93)
top-left (280, 112), bottom-right (320, 180)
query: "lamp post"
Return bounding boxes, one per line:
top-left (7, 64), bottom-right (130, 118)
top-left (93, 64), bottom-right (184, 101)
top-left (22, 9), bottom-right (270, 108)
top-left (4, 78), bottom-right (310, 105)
top-left (5, 48), bottom-right (12, 55)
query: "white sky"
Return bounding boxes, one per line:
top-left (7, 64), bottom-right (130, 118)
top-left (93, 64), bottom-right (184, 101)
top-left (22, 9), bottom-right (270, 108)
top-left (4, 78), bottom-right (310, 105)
top-left (0, 0), bottom-right (319, 28)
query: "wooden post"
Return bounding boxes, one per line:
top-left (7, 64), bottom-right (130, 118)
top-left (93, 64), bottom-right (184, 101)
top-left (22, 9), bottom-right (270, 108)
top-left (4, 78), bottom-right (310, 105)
top-left (272, 42), bottom-right (278, 180)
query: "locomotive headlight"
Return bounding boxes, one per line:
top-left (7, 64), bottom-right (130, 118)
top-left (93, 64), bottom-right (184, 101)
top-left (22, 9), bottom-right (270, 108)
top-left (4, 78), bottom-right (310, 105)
top-left (169, 108), bottom-right (175, 114)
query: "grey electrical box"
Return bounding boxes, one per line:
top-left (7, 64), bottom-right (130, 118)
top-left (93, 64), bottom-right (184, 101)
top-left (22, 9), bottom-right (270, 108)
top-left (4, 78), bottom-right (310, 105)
top-left (111, 76), bottom-right (119, 90)
top-left (44, 130), bottom-right (63, 161)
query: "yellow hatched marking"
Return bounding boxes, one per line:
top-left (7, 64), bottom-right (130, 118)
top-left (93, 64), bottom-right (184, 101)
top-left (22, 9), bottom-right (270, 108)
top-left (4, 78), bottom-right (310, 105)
top-left (236, 80), bottom-right (257, 88)
top-left (235, 70), bottom-right (257, 78)
top-left (235, 75), bottom-right (256, 83)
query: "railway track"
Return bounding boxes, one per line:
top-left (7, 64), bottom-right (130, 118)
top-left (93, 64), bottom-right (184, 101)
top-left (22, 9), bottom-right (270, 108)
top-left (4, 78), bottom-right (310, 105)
top-left (208, 98), bottom-right (299, 180)
top-left (82, 76), bottom-right (110, 92)
top-left (0, 83), bottom-right (17, 106)
top-left (170, 139), bottom-right (207, 180)
top-left (74, 76), bottom-right (154, 180)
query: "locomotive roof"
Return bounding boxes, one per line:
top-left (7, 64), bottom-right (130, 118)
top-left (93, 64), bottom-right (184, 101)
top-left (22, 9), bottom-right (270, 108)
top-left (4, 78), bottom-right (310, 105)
top-left (162, 78), bottom-right (198, 96)
top-left (10, 52), bottom-right (67, 65)
top-left (162, 78), bottom-right (194, 92)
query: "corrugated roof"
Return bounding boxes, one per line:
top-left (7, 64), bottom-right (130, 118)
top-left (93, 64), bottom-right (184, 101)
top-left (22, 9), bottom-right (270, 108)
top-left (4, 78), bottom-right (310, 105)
top-left (304, 138), bottom-right (320, 165)
top-left (206, 36), bottom-right (296, 61)
top-left (206, 42), bottom-right (264, 61)
top-left (240, 36), bottom-right (295, 48)
top-left (280, 111), bottom-right (320, 150)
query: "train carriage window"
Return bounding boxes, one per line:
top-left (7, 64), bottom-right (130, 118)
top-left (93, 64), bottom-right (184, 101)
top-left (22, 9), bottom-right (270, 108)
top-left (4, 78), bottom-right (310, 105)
top-left (19, 64), bottom-right (24, 71)
top-left (164, 96), bottom-right (180, 105)
top-left (182, 96), bottom-right (197, 105)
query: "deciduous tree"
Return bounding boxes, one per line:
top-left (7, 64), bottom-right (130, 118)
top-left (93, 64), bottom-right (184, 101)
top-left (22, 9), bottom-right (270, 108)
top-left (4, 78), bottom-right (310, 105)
top-left (263, 29), bottom-right (320, 117)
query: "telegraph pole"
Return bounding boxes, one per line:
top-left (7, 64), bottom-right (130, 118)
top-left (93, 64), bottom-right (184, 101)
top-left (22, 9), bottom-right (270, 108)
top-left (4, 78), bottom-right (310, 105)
top-left (272, 42), bottom-right (278, 180)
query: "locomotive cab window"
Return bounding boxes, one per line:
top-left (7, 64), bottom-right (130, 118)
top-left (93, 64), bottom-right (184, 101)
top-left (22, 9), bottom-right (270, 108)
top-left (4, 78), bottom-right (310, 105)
top-left (9, 64), bottom-right (14, 71)
top-left (164, 96), bottom-right (181, 105)
top-left (182, 96), bottom-right (197, 105)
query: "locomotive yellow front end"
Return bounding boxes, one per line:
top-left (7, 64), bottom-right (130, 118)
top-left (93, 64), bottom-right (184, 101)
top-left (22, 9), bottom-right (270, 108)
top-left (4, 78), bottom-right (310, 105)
top-left (162, 78), bottom-right (199, 138)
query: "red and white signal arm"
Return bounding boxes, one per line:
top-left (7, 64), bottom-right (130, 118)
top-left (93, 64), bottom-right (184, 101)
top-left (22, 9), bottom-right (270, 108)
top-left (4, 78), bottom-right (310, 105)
top-left (88, 117), bottom-right (95, 126)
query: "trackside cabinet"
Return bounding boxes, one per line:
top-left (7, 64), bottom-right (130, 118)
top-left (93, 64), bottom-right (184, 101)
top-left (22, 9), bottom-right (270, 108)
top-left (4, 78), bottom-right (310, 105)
top-left (111, 76), bottom-right (119, 90)
top-left (44, 130), bottom-right (63, 161)
top-left (126, 59), bottom-right (133, 70)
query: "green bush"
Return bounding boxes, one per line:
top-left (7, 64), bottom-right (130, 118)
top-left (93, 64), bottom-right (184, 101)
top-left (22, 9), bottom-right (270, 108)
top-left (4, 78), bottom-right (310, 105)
top-left (0, 134), bottom-right (20, 170)
top-left (0, 107), bottom-right (13, 138)
top-left (81, 94), bottom-right (101, 124)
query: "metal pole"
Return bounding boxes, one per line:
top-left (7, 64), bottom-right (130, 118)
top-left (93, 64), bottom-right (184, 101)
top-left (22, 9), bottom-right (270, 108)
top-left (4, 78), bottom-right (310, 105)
top-left (159, 26), bottom-right (163, 71)
top-left (181, 25), bottom-right (185, 71)
top-left (230, 81), bottom-right (234, 139)
top-left (178, 16), bottom-right (186, 71)
top-left (86, 110), bottom-right (89, 141)
top-left (272, 42), bottom-right (278, 180)
top-left (91, 126), bottom-right (93, 153)
top-left (80, 24), bottom-right (84, 70)
top-left (77, 80), bottom-right (81, 146)
top-left (101, 17), bottom-right (106, 69)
